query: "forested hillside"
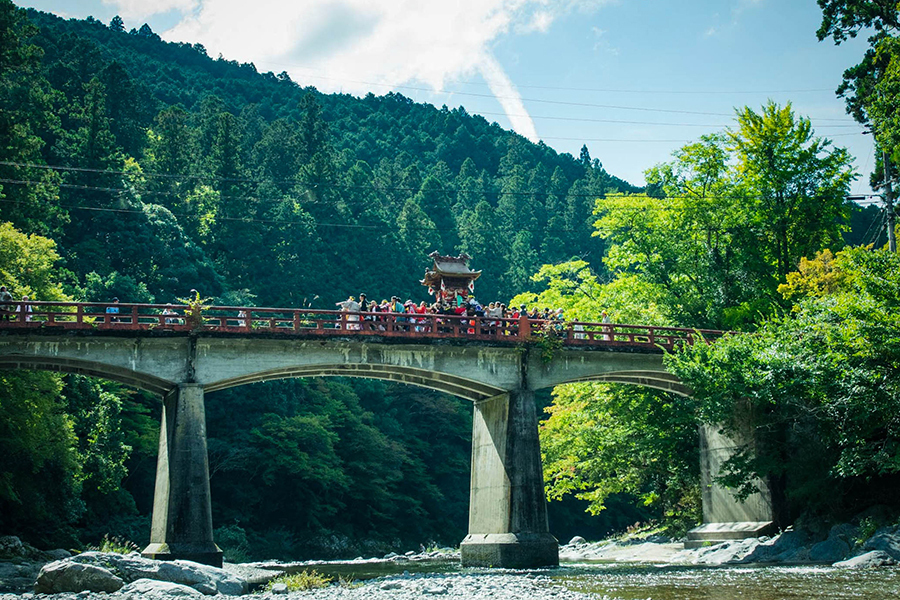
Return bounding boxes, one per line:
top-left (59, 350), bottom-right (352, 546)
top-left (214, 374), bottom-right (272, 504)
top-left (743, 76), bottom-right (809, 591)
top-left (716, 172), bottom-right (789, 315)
top-left (0, 2), bottom-right (641, 558)
top-left (3, 0), bottom-right (897, 561)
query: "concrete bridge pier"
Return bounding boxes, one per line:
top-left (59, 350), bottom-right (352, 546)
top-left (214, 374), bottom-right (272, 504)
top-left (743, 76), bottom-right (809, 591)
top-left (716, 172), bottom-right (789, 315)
top-left (461, 390), bottom-right (559, 568)
top-left (142, 384), bottom-right (223, 567)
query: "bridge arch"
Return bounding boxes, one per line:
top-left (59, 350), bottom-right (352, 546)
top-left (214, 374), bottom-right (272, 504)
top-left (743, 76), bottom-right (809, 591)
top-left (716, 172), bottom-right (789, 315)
top-left (538, 370), bottom-right (692, 396)
top-left (204, 363), bottom-right (506, 402)
top-left (0, 355), bottom-right (174, 395)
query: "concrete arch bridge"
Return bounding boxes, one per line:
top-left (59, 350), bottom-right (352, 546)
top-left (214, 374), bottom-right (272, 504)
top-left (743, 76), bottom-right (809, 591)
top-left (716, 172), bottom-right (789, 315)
top-left (0, 302), bottom-right (772, 568)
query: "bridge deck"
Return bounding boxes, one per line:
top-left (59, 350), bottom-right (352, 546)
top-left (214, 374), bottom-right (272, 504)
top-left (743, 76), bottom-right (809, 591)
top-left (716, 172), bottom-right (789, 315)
top-left (0, 301), bottom-right (724, 351)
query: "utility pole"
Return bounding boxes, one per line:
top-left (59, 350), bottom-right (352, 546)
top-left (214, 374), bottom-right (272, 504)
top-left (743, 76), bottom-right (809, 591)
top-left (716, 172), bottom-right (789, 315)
top-left (883, 150), bottom-right (897, 252)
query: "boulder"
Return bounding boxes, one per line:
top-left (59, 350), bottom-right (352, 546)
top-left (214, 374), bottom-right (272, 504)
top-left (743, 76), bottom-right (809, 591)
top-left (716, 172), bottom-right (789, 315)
top-left (0, 561), bottom-right (43, 594)
top-left (862, 525), bottom-right (900, 560)
top-left (119, 578), bottom-right (204, 598)
top-left (827, 523), bottom-right (859, 544)
top-left (696, 539), bottom-right (761, 565)
top-left (33, 561), bottom-right (124, 594)
top-left (40, 552), bottom-right (247, 595)
top-left (833, 550), bottom-right (896, 569)
top-left (567, 536), bottom-right (587, 546)
top-left (270, 582), bottom-right (288, 594)
top-left (809, 537), bottom-right (851, 563)
top-left (0, 537), bottom-right (25, 558)
top-left (43, 549), bottom-right (72, 561)
top-left (738, 530), bottom-right (810, 563)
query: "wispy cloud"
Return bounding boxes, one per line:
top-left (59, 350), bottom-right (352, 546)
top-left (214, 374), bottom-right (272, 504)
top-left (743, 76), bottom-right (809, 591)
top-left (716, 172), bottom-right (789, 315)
top-left (102, 0), bottom-right (198, 21)
top-left (101, 0), bottom-right (614, 142)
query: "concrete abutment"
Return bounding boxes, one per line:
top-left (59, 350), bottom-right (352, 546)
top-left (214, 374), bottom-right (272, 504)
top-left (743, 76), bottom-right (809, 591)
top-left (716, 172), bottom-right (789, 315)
top-left (141, 383), bottom-right (222, 567)
top-left (461, 390), bottom-right (559, 568)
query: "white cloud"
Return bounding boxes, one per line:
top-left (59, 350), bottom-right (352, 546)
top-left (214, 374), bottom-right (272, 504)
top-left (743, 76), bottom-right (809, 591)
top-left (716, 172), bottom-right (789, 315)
top-left (102, 0), bottom-right (198, 21)
top-left (478, 54), bottom-right (539, 141)
top-left (111, 0), bottom-right (614, 142)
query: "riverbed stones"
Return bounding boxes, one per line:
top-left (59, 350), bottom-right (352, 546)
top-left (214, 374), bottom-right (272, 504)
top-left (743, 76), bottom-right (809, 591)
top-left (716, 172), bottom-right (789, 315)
top-left (379, 581), bottom-right (403, 590)
top-left (119, 578), bottom-right (204, 598)
top-left (270, 582), bottom-right (288, 594)
top-left (0, 538), bottom-right (25, 559)
top-left (33, 552), bottom-right (247, 595)
top-left (33, 561), bottom-right (124, 594)
top-left (833, 550), bottom-right (897, 568)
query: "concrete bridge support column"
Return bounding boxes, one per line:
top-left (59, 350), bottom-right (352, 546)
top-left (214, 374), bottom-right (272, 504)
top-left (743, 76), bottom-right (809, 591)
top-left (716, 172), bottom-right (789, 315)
top-left (142, 384), bottom-right (222, 566)
top-left (685, 423), bottom-right (775, 547)
top-left (461, 390), bottom-right (559, 568)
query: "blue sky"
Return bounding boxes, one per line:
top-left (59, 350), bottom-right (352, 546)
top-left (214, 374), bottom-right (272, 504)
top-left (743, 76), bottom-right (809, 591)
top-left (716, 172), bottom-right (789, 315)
top-left (16, 1), bottom-right (874, 192)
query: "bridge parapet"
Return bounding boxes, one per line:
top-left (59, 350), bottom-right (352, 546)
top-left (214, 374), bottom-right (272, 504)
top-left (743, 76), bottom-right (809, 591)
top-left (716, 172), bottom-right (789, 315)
top-left (0, 301), bottom-right (725, 352)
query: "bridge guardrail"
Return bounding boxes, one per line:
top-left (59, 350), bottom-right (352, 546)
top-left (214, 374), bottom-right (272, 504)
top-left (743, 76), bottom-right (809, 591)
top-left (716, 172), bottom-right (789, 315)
top-left (0, 301), bottom-right (725, 351)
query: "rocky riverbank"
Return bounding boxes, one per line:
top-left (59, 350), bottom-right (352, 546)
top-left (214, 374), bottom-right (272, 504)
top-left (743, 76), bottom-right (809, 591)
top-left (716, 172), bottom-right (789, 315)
top-left (561, 523), bottom-right (900, 567)
top-left (2, 524), bottom-right (899, 598)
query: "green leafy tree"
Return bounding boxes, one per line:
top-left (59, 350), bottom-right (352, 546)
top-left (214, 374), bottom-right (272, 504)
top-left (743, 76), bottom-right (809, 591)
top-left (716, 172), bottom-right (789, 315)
top-left (0, 223), bottom-right (81, 546)
top-left (729, 102), bottom-right (854, 278)
top-left (541, 382), bottom-right (700, 533)
top-left (666, 247), bottom-right (900, 517)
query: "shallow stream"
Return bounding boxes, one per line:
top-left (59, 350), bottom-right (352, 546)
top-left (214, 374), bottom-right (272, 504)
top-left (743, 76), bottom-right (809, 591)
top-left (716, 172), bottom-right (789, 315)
top-left (281, 558), bottom-right (900, 599)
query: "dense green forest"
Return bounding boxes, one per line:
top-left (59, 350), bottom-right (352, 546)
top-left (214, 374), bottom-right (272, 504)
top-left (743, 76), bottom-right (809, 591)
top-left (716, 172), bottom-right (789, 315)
top-left (1, 0), bottom-right (898, 560)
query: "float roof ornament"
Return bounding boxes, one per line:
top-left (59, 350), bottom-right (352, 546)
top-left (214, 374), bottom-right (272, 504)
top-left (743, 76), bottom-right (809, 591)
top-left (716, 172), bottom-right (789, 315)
top-left (421, 252), bottom-right (481, 291)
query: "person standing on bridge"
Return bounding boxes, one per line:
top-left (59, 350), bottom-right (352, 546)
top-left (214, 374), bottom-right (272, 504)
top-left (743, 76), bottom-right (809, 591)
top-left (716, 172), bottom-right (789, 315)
top-left (601, 310), bottom-right (611, 341)
top-left (0, 286), bottom-right (12, 321)
top-left (336, 295), bottom-right (360, 330)
top-left (106, 298), bottom-right (120, 324)
top-left (16, 295), bottom-right (32, 322)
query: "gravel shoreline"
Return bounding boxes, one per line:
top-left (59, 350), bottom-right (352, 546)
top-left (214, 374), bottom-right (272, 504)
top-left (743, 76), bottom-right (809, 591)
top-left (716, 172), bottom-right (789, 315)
top-left (0, 569), bottom-right (589, 600)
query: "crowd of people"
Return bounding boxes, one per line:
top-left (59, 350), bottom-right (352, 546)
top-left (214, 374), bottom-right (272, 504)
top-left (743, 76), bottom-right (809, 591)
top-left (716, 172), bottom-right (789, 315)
top-left (0, 286), bottom-right (615, 340)
top-left (334, 293), bottom-right (611, 337)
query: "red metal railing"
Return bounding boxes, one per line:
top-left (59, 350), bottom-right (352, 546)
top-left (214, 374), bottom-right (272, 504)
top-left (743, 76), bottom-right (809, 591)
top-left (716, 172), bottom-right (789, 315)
top-left (0, 301), bottom-right (726, 351)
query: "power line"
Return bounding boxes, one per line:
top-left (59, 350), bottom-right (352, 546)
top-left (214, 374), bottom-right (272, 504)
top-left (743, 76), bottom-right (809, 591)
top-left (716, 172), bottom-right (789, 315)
top-left (0, 161), bottom-right (867, 201)
top-left (275, 64), bottom-right (838, 96)
top-left (473, 110), bottom-right (862, 129)
top-left (1, 176), bottom-right (871, 220)
top-left (260, 63), bottom-right (858, 122)
top-left (1, 174), bottom-right (876, 212)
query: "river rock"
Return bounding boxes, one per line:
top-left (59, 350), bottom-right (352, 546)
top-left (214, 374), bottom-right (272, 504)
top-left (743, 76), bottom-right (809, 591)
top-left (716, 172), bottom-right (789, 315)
top-left (42, 552), bottom-right (247, 595)
top-left (809, 537), bottom-right (851, 563)
top-left (119, 578), bottom-right (204, 598)
top-left (380, 581), bottom-right (403, 590)
top-left (862, 525), bottom-right (900, 560)
top-left (33, 561), bottom-right (124, 594)
top-left (568, 536), bottom-right (587, 546)
top-left (696, 539), bottom-right (761, 564)
top-left (833, 550), bottom-right (896, 568)
top-left (0, 537), bottom-right (25, 558)
top-left (43, 549), bottom-right (72, 561)
top-left (0, 561), bottom-right (42, 593)
top-left (270, 582), bottom-right (288, 594)
top-left (738, 530), bottom-right (810, 563)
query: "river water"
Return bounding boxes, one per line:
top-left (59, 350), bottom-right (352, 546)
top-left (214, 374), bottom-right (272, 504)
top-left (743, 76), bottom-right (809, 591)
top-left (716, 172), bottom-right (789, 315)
top-left (557, 563), bottom-right (900, 599)
top-left (292, 558), bottom-right (900, 599)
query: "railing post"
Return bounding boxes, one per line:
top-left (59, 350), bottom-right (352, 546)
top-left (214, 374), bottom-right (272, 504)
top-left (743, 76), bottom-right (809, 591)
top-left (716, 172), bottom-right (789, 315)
top-left (518, 315), bottom-right (530, 341)
top-left (293, 310), bottom-right (300, 333)
top-left (77, 304), bottom-right (83, 325)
